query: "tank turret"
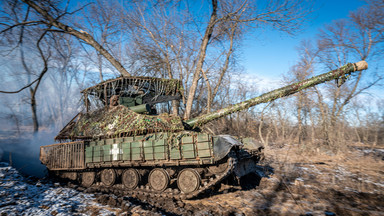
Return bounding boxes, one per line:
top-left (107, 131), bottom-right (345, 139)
top-left (40, 61), bottom-right (368, 199)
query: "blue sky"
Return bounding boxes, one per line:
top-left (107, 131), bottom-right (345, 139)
top-left (243, 0), bottom-right (366, 83)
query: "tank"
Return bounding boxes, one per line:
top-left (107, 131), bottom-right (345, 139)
top-left (40, 61), bottom-right (368, 199)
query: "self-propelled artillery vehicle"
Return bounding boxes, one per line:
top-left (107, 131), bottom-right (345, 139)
top-left (40, 61), bottom-right (368, 199)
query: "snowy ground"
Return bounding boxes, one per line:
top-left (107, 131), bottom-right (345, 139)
top-left (0, 162), bottom-right (158, 216)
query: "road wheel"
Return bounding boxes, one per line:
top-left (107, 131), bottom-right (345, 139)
top-left (148, 168), bottom-right (169, 192)
top-left (208, 161), bottom-right (228, 175)
top-left (100, 169), bottom-right (116, 187)
top-left (177, 168), bottom-right (201, 193)
top-left (68, 172), bottom-right (78, 181)
top-left (122, 169), bottom-right (140, 190)
top-left (81, 172), bottom-right (95, 187)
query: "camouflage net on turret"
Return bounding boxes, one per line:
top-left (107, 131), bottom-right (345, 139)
top-left (56, 105), bottom-right (184, 140)
top-left (82, 76), bottom-right (183, 111)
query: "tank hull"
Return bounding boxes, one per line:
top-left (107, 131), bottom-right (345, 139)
top-left (40, 132), bottom-right (264, 199)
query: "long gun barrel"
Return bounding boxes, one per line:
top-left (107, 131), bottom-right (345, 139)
top-left (185, 61), bottom-right (368, 128)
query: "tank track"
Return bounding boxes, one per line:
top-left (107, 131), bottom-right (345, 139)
top-left (84, 151), bottom-right (238, 200)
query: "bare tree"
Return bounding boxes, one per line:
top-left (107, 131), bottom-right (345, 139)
top-left (0, 0), bottom-right (94, 132)
top-left (43, 33), bottom-right (84, 129)
top-left (0, 1), bottom-right (53, 132)
top-left (316, 2), bottom-right (383, 146)
top-left (80, 0), bottom-right (125, 81)
top-left (0, 0), bottom-right (125, 131)
top-left (247, 0), bottom-right (383, 149)
top-left (119, 0), bottom-right (311, 118)
top-left (122, 1), bottom-right (196, 115)
top-left (1, 103), bottom-right (22, 136)
top-left (1, 0), bottom-right (130, 79)
top-left (183, 0), bottom-right (310, 119)
top-left (286, 40), bottom-right (318, 145)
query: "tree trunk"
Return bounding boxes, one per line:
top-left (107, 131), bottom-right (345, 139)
top-left (171, 100), bottom-right (179, 116)
top-left (98, 54), bottom-right (104, 81)
top-left (201, 68), bottom-right (213, 113)
top-left (184, 0), bottom-right (218, 119)
top-left (296, 92), bottom-right (303, 144)
top-left (30, 88), bottom-right (39, 133)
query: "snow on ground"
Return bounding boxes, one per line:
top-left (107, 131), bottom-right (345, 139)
top-left (0, 162), bottom-right (119, 216)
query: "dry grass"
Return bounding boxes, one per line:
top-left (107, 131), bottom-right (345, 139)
top-left (184, 143), bottom-right (384, 215)
top-left (262, 143), bottom-right (384, 215)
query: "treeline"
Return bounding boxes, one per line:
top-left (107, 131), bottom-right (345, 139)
top-left (203, 0), bottom-right (384, 151)
top-left (0, 0), bottom-right (382, 150)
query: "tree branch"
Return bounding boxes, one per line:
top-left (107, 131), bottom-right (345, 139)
top-left (0, 21), bottom-right (42, 34)
top-left (0, 78), bottom-right (40, 94)
top-left (21, 0), bottom-right (131, 77)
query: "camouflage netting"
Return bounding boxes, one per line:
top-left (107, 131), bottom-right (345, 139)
top-left (56, 105), bottom-right (185, 140)
top-left (81, 76), bottom-right (183, 110)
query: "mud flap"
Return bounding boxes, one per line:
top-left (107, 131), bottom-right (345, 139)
top-left (213, 135), bottom-right (243, 162)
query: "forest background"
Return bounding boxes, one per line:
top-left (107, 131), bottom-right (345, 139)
top-left (0, 0), bottom-right (383, 157)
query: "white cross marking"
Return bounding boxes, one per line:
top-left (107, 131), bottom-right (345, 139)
top-left (110, 144), bottom-right (122, 160)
